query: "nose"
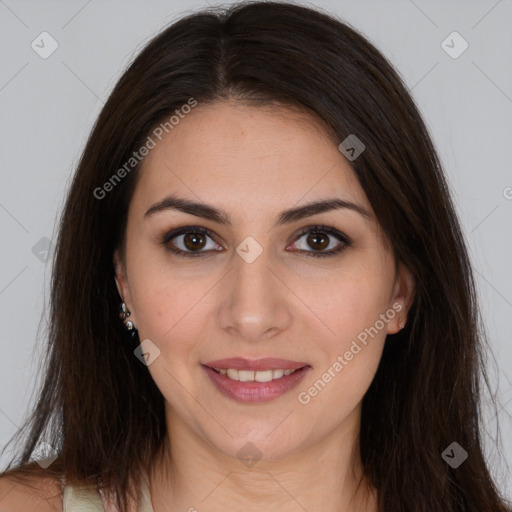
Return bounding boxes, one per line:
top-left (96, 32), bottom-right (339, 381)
top-left (217, 243), bottom-right (293, 343)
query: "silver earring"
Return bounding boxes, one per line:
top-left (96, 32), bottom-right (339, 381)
top-left (398, 316), bottom-right (405, 330)
top-left (119, 302), bottom-right (137, 337)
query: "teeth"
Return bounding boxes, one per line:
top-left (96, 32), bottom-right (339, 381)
top-left (215, 368), bottom-right (298, 382)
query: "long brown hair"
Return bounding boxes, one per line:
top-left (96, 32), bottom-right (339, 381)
top-left (1, 2), bottom-right (510, 511)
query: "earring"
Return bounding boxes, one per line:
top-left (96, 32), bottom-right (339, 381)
top-left (398, 316), bottom-right (405, 330)
top-left (119, 302), bottom-right (137, 337)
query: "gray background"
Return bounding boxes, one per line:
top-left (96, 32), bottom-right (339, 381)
top-left (1, 0), bottom-right (511, 498)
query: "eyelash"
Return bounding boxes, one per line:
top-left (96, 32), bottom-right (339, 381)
top-left (159, 225), bottom-right (351, 259)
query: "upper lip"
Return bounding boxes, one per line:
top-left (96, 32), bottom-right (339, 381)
top-left (203, 357), bottom-right (310, 371)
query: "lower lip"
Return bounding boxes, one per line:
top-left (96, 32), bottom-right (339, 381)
top-left (202, 365), bottom-right (311, 403)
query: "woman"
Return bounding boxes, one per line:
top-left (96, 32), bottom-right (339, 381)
top-left (1, 1), bottom-right (510, 511)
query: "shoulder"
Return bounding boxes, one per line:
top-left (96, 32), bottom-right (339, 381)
top-left (0, 474), bottom-right (63, 512)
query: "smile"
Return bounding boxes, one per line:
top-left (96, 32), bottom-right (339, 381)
top-left (202, 364), bottom-right (311, 403)
top-left (210, 367), bottom-right (298, 382)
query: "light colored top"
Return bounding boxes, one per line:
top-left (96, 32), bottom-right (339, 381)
top-left (61, 476), bottom-right (155, 512)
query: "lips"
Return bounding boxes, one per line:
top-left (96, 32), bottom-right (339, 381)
top-left (202, 364), bottom-right (311, 403)
top-left (203, 357), bottom-right (310, 371)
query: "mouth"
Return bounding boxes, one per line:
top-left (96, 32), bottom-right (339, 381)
top-left (206, 366), bottom-right (305, 382)
top-left (201, 357), bottom-right (311, 403)
top-left (203, 357), bottom-right (310, 372)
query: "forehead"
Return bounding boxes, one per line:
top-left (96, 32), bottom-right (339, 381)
top-left (131, 100), bottom-right (370, 217)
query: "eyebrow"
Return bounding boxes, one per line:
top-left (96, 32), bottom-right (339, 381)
top-left (144, 194), bottom-right (372, 227)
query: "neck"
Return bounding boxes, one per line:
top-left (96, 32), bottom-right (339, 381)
top-left (148, 403), bottom-right (378, 512)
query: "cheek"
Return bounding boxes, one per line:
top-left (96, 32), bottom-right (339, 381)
top-left (295, 263), bottom-right (393, 344)
top-left (128, 272), bottom-right (177, 344)
top-left (127, 250), bottom-right (197, 329)
top-left (299, 324), bottom-right (386, 419)
top-left (293, 258), bottom-right (392, 403)
top-left (128, 269), bottom-right (217, 370)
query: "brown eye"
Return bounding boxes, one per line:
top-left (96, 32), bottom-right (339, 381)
top-left (288, 226), bottom-right (351, 258)
top-left (160, 226), bottom-right (222, 257)
top-left (182, 232), bottom-right (207, 251)
top-left (305, 232), bottom-right (330, 251)
top-left (160, 225), bottom-right (351, 259)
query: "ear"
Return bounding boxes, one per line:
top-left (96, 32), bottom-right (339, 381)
top-left (113, 249), bottom-right (136, 325)
top-left (386, 262), bottom-right (415, 335)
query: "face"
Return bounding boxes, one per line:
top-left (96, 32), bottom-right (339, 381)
top-left (114, 99), bottom-right (414, 464)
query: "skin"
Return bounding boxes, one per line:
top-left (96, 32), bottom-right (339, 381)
top-left (114, 99), bottom-right (415, 512)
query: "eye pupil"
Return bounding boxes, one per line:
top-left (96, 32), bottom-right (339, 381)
top-left (307, 233), bottom-right (329, 251)
top-left (184, 232), bottom-right (206, 251)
